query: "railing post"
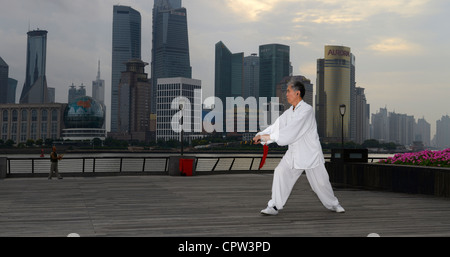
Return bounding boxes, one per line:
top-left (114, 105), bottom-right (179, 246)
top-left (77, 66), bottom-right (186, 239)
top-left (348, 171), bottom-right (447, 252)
top-left (250, 158), bottom-right (255, 170)
top-left (212, 158), bottom-right (220, 172)
top-left (229, 158), bottom-right (236, 171)
top-left (164, 157), bottom-right (169, 173)
top-left (0, 158), bottom-right (7, 179)
top-left (194, 158), bottom-right (199, 171)
top-left (82, 158), bottom-right (85, 173)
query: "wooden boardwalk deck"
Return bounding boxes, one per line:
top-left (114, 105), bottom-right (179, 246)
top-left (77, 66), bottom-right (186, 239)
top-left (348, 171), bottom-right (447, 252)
top-left (1, 173), bottom-right (450, 237)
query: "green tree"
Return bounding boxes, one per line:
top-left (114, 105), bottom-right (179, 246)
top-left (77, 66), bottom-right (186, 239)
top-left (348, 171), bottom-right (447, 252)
top-left (35, 139), bottom-right (44, 146)
top-left (26, 139), bottom-right (35, 147)
top-left (5, 139), bottom-right (15, 147)
top-left (362, 139), bottom-right (380, 148)
top-left (382, 142), bottom-right (397, 150)
top-left (92, 138), bottom-right (102, 147)
top-left (45, 138), bottom-right (53, 146)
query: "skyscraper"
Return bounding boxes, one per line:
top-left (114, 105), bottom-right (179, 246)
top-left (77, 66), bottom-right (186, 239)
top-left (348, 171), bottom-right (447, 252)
top-left (7, 78), bottom-right (17, 104)
top-left (243, 53), bottom-right (260, 99)
top-left (156, 77), bottom-right (202, 142)
top-left (389, 111), bottom-right (415, 146)
top-left (350, 53), bottom-right (357, 142)
top-left (68, 83), bottom-right (86, 104)
top-left (354, 87), bottom-right (370, 144)
top-left (416, 117), bottom-right (430, 147)
top-left (215, 41), bottom-right (244, 134)
top-left (0, 56), bottom-right (8, 104)
top-left (47, 87), bottom-right (55, 103)
top-left (315, 45), bottom-right (352, 143)
top-left (259, 44), bottom-right (290, 99)
top-left (111, 5), bottom-right (141, 132)
top-left (118, 59), bottom-right (152, 142)
top-left (215, 41), bottom-right (244, 102)
top-left (151, 0), bottom-right (191, 114)
top-left (20, 30), bottom-right (49, 104)
top-left (315, 58), bottom-right (326, 138)
top-left (215, 41), bottom-right (232, 106)
top-left (371, 107), bottom-right (389, 142)
top-left (436, 115), bottom-right (450, 149)
top-left (92, 60), bottom-right (105, 106)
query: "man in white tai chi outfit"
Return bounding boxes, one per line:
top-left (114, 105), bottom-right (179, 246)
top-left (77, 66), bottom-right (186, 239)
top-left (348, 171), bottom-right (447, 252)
top-left (253, 80), bottom-right (345, 215)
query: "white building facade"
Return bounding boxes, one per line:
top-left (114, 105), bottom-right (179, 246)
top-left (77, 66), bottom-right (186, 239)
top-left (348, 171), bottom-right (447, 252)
top-left (156, 77), bottom-right (203, 142)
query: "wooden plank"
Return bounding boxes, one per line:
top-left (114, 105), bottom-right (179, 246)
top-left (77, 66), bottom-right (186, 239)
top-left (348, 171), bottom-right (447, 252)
top-left (0, 174), bottom-right (450, 237)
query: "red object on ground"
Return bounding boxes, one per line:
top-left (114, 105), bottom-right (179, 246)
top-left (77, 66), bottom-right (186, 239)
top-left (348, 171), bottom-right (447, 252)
top-left (179, 159), bottom-right (194, 176)
top-left (259, 144), bottom-right (269, 169)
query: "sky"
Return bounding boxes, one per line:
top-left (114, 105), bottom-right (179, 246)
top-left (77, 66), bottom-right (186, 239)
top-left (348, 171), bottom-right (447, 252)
top-left (0, 0), bottom-right (449, 138)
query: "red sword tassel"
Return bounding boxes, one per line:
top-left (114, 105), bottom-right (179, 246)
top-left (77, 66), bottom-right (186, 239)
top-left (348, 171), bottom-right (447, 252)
top-left (259, 144), bottom-right (269, 169)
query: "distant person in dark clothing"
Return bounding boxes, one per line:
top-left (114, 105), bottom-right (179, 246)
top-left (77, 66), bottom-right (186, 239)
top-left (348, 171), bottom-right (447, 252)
top-left (48, 146), bottom-right (63, 180)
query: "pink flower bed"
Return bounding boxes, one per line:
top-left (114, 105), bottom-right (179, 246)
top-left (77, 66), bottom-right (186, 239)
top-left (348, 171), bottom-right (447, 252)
top-left (379, 149), bottom-right (450, 168)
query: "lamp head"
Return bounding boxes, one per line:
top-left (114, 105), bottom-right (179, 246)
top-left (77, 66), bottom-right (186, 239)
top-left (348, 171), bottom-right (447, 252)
top-left (339, 104), bottom-right (346, 116)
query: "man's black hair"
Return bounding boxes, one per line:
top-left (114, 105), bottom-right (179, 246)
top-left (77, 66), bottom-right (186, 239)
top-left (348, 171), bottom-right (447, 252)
top-left (290, 81), bottom-right (305, 99)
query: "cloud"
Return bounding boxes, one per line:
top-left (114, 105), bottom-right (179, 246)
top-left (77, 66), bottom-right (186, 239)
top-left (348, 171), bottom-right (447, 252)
top-left (224, 0), bottom-right (298, 21)
top-left (292, 0), bottom-right (430, 24)
top-left (224, 0), bottom-right (274, 21)
top-left (368, 38), bottom-right (423, 54)
top-left (225, 0), bottom-right (431, 24)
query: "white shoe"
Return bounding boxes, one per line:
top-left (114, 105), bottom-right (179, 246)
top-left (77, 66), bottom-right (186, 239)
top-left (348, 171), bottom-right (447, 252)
top-left (261, 206), bottom-right (278, 216)
top-left (332, 204), bottom-right (345, 213)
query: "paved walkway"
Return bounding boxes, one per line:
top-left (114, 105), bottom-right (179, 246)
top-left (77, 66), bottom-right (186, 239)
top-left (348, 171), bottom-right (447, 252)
top-left (1, 174), bottom-right (450, 237)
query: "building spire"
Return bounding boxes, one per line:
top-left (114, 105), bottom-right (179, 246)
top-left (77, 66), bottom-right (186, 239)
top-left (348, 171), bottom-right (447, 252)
top-left (97, 59), bottom-right (101, 80)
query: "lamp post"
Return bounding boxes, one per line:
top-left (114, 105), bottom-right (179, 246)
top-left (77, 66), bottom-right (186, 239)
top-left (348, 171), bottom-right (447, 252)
top-left (179, 101), bottom-right (185, 156)
top-left (339, 104), bottom-right (346, 149)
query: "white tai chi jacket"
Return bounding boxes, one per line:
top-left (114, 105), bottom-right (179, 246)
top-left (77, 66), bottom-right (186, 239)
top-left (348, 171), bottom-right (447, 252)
top-left (256, 100), bottom-right (325, 170)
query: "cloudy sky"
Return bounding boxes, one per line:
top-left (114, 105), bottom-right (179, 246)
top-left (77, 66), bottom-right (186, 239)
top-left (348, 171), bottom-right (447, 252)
top-left (1, 0), bottom-right (449, 137)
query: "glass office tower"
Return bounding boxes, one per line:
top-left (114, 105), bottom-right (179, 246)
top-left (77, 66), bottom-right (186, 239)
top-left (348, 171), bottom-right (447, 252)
top-left (7, 78), bottom-right (17, 103)
top-left (0, 56), bottom-right (8, 104)
top-left (151, 0), bottom-right (191, 114)
top-left (20, 30), bottom-right (49, 104)
top-left (215, 41), bottom-right (244, 103)
top-left (243, 54), bottom-right (260, 99)
top-left (111, 5), bottom-right (141, 132)
top-left (259, 44), bottom-right (290, 99)
top-left (214, 41), bottom-right (245, 134)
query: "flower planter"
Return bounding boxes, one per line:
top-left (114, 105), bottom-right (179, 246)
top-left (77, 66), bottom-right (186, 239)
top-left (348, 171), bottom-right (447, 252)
top-left (326, 162), bottom-right (450, 198)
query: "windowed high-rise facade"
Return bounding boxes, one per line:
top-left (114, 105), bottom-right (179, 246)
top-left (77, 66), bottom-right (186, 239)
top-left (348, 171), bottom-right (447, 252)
top-left (92, 60), bottom-right (105, 106)
top-left (243, 54), bottom-right (260, 99)
top-left (315, 45), bottom-right (352, 143)
top-left (0, 56), bottom-right (8, 104)
top-left (214, 41), bottom-right (245, 134)
top-left (20, 30), bottom-right (49, 104)
top-left (215, 41), bottom-right (244, 103)
top-left (156, 77), bottom-right (202, 142)
top-left (259, 44), bottom-right (290, 99)
top-left (151, 0), bottom-right (191, 115)
top-left (111, 5), bottom-right (141, 132)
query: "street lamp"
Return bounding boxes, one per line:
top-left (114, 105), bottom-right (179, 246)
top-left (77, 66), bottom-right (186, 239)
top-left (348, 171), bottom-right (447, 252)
top-left (339, 104), bottom-right (346, 149)
top-left (179, 100), bottom-right (185, 156)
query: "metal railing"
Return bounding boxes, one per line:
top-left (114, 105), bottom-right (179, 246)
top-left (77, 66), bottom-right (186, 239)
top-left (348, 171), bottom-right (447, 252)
top-left (4, 155), bottom-right (386, 177)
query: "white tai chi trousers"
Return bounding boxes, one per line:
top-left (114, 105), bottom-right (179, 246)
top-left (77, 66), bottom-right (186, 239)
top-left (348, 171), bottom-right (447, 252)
top-left (268, 157), bottom-right (340, 211)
